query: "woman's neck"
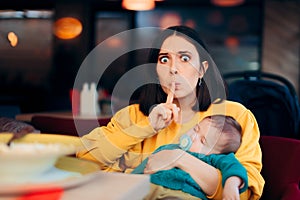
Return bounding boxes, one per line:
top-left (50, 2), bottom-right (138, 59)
top-left (179, 109), bottom-right (197, 123)
top-left (174, 100), bottom-right (197, 123)
top-left (173, 91), bottom-right (198, 123)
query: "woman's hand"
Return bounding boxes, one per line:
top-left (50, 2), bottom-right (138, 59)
top-left (148, 83), bottom-right (179, 132)
top-left (144, 148), bottom-right (219, 197)
top-left (222, 176), bottom-right (242, 200)
top-left (148, 103), bottom-right (179, 132)
top-left (144, 149), bottom-right (184, 174)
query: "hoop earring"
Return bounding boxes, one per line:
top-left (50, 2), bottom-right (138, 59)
top-left (198, 78), bottom-right (202, 86)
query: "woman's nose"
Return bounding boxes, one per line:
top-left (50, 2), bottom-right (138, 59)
top-left (170, 68), bottom-right (178, 74)
top-left (170, 61), bottom-right (178, 74)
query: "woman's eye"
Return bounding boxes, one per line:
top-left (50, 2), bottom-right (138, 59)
top-left (180, 55), bottom-right (190, 62)
top-left (159, 56), bottom-right (169, 63)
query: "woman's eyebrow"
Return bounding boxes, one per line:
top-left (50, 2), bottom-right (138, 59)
top-left (178, 51), bottom-right (192, 54)
top-left (158, 52), bottom-right (169, 56)
top-left (158, 51), bottom-right (192, 57)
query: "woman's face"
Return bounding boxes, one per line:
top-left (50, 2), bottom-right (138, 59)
top-left (156, 35), bottom-right (206, 100)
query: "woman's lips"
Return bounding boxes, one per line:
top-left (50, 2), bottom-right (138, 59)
top-left (174, 82), bottom-right (180, 90)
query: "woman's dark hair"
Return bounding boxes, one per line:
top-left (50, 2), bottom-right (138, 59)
top-left (138, 25), bottom-right (228, 116)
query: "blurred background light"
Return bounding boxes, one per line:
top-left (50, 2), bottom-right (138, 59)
top-left (53, 17), bottom-right (82, 40)
top-left (122, 0), bottom-right (155, 11)
top-left (211, 0), bottom-right (245, 7)
top-left (7, 32), bottom-right (18, 47)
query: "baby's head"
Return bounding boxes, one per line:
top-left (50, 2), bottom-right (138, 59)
top-left (180, 115), bottom-right (242, 155)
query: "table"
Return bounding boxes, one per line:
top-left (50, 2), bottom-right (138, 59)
top-left (0, 133), bottom-right (150, 200)
top-left (61, 172), bottom-right (150, 200)
top-left (15, 111), bottom-right (112, 136)
top-left (15, 111), bottom-right (111, 123)
top-left (0, 172), bottom-right (150, 200)
top-left (15, 111), bottom-right (72, 122)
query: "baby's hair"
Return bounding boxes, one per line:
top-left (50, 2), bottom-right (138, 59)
top-left (207, 115), bottom-right (242, 154)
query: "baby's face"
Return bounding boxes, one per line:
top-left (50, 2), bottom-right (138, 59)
top-left (184, 118), bottom-right (222, 154)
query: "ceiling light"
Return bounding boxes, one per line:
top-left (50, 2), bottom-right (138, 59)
top-left (211, 0), bottom-right (244, 7)
top-left (7, 32), bottom-right (18, 47)
top-left (122, 0), bottom-right (155, 11)
top-left (53, 17), bottom-right (83, 40)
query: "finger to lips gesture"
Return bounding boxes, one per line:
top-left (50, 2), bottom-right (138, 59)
top-left (149, 82), bottom-right (179, 132)
top-left (165, 82), bottom-right (179, 122)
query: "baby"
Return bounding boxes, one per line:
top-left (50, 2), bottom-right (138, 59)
top-left (132, 115), bottom-right (248, 200)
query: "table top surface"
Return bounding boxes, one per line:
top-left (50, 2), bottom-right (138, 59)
top-left (0, 170), bottom-right (150, 200)
top-left (0, 134), bottom-right (150, 200)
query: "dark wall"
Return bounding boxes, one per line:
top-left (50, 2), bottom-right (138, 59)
top-left (49, 0), bottom-right (93, 109)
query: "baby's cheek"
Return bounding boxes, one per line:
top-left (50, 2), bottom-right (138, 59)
top-left (189, 140), bottom-right (202, 153)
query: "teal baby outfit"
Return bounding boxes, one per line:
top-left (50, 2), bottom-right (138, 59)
top-left (132, 144), bottom-right (248, 199)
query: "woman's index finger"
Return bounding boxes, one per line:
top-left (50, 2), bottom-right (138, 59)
top-left (166, 82), bottom-right (175, 103)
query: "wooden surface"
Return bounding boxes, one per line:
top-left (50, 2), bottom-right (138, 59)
top-left (15, 111), bottom-right (111, 122)
top-left (0, 133), bottom-right (150, 200)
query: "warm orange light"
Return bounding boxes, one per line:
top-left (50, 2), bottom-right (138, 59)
top-left (54, 17), bottom-right (82, 40)
top-left (225, 36), bottom-right (240, 54)
top-left (7, 32), bottom-right (18, 47)
top-left (211, 0), bottom-right (244, 7)
top-left (122, 0), bottom-right (155, 11)
top-left (225, 36), bottom-right (239, 48)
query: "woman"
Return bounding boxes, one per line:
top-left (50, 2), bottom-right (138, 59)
top-left (77, 25), bottom-right (264, 199)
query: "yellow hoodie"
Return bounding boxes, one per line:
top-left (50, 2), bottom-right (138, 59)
top-left (77, 100), bottom-right (264, 199)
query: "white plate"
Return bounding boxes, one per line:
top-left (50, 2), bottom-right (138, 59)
top-left (0, 156), bottom-right (100, 195)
